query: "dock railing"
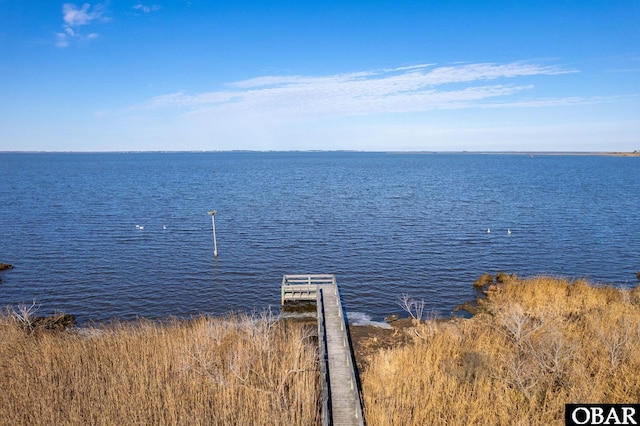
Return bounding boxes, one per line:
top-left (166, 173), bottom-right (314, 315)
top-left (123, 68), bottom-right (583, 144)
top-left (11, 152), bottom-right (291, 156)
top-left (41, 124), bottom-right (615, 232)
top-left (281, 274), bottom-right (336, 304)
top-left (316, 288), bottom-right (332, 426)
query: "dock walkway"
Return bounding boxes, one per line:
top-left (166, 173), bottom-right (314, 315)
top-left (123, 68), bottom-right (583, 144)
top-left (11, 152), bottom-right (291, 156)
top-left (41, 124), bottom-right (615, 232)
top-left (281, 274), bottom-right (364, 426)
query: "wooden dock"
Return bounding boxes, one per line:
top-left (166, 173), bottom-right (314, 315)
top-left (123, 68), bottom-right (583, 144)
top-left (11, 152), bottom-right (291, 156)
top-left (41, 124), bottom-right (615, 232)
top-left (282, 274), bottom-right (365, 426)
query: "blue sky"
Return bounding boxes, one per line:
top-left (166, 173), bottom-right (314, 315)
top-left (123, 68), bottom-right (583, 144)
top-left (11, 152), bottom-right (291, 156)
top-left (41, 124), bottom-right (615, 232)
top-left (1, 1), bottom-right (638, 152)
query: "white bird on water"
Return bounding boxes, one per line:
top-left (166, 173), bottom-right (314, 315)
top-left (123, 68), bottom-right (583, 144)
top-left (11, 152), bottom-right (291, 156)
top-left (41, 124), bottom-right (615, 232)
top-left (136, 225), bottom-right (144, 230)
top-left (507, 228), bottom-right (512, 235)
top-left (487, 228), bottom-right (491, 234)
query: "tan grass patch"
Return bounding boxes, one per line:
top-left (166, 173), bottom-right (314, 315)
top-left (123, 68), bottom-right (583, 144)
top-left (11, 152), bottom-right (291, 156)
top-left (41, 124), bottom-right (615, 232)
top-left (0, 311), bottom-right (320, 425)
top-left (361, 277), bottom-right (640, 425)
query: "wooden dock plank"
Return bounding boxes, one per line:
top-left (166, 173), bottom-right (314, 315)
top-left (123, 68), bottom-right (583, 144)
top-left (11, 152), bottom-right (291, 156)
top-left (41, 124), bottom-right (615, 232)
top-left (318, 284), bottom-right (363, 426)
top-left (282, 275), bottom-right (364, 426)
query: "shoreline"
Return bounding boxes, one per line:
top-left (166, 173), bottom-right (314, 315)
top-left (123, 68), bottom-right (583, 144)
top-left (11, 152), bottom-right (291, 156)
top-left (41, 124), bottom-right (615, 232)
top-left (3, 276), bottom-right (639, 424)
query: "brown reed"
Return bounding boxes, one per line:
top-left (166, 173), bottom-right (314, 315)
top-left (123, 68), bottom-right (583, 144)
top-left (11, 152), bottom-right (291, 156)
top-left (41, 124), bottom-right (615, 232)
top-left (0, 309), bottom-right (320, 425)
top-left (361, 276), bottom-right (640, 425)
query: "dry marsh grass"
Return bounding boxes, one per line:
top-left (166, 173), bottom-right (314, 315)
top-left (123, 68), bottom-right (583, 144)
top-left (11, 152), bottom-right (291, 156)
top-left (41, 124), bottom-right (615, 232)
top-left (0, 310), bottom-right (320, 425)
top-left (361, 276), bottom-right (640, 426)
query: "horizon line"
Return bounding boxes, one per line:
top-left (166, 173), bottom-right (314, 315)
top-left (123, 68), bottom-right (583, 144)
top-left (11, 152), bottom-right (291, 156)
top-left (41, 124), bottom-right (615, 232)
top-left (1, 149), bottom-right (638, 156)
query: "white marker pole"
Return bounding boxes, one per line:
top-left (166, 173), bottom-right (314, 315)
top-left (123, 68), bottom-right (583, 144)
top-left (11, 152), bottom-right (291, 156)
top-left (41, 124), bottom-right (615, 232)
top-left (208, 211), bottom-right (218, 258)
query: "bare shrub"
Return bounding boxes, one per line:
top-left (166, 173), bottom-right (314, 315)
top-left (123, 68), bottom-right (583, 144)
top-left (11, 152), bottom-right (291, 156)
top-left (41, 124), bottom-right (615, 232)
top-left (8, 299), bottom-right (40, 332)
top-left (397, 293), bottom-right (426, 322)
top-left (591, 314), bottom-right (638, 369)
top-left (411, 310), bottom-right (440, 341)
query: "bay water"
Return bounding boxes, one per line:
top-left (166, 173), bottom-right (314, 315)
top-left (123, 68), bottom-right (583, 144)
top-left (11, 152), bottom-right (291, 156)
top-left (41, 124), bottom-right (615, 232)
top-left (1, 152), bottom-right (638, 325)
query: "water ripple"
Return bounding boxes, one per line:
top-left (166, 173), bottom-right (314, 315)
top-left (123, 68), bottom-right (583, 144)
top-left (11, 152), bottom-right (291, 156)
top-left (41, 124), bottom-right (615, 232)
top-left (1, 152), bottom-right (639, 324)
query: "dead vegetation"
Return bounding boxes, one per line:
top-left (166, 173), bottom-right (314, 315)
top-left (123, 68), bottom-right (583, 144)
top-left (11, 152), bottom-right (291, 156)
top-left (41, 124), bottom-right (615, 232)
top-left (360, 276), bottom-right (640, 425)
top-left (0, 308), bottom-right (320, 425)
top-left (3, 275), bottom-right (639, 425)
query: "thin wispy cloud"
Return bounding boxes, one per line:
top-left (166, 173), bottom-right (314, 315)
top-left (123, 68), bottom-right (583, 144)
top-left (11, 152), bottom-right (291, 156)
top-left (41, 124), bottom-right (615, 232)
top-left (56, 3), bottom-right (108, 48)
top-left (137, 62), bottom-right (577, 120)
top-left (133, 4), bottom-right (162, 13)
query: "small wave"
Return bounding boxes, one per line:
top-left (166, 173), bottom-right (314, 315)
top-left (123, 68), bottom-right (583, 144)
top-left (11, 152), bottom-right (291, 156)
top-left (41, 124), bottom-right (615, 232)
top-left (347, 312), bottom-right (392, 329)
